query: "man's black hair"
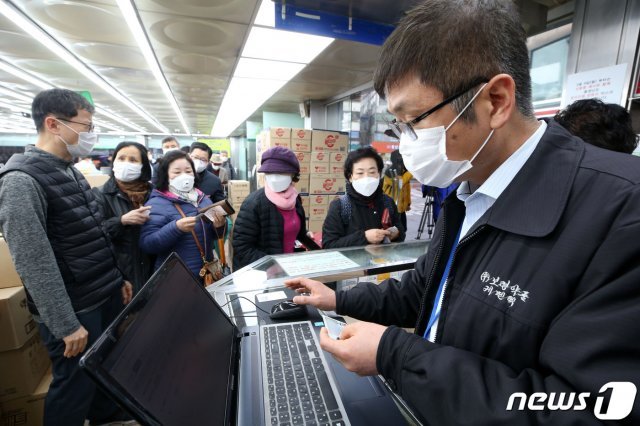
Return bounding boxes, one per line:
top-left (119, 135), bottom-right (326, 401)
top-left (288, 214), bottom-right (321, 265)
top-left (155, 150), bottom-right (200, 191)
top-left (111, 141), bottom-right (152, 182)
top-left (32, 88), bottom-right (95, 133)
top-left (343, 146), bottom-right (384, 180)
top-left (374, 0), bottom-right (534, 122)
top-left (555, 99), bottom-right (639, 154)
top-left (190, 142), bottom-right (212, 160)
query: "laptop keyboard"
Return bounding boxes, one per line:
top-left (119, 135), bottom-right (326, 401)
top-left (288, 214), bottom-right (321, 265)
top-left (261, 322), bottom-right (350, 426)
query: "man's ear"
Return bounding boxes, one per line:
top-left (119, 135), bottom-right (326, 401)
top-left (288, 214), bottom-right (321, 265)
top-left (484, 74), bottom-right (517, 130)
top-left (44, 115), bottom-right (60, 134)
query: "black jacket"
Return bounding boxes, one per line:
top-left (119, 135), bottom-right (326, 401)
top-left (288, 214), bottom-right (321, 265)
top-left (0, 154), bottom-right (123, 314)
top-left (197, 170), bottom-right (225, 202)
top-left (93, 177), bottom-right (154, 293)
top-left (336, 121), bottom-right (640, 425)
top-left (233, 188), bottom-right (310, 270)
top-left (322, 184), bottom-right (406, 248)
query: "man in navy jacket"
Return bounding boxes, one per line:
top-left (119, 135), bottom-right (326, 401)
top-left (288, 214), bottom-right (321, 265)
top-left (286, 1), bottom-right (640, 424)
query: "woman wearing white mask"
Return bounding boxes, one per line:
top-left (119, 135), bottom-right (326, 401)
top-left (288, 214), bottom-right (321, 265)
top-left (139, 150), bottom-right (228, 283)
top-left (233, 146), bottom-right (316, 270)
top-left (93, 142), bottom-right (154, 294)
top-left (322, 147), bottom-right (405, 249)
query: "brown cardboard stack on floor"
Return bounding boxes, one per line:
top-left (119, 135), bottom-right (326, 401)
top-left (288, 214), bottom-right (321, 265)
top-left (307, 130), bottom-right (349, 234)
top-left (0, 237), bottom-right (51, 426)
top-left (227, 180), bottom-right (250, 216)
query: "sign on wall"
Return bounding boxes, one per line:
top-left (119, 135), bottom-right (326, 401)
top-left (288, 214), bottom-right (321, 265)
top-left (562, 63), bottom-right (628, 107)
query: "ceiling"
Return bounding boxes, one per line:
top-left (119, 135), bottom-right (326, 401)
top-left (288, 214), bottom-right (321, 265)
top-left (0, 0), bottom-right (381, 136)
top-left (0, 0), bottom-right (573, 137)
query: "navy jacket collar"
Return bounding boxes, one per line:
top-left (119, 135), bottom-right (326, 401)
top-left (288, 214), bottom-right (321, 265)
top-left (446, 120), bottom-right (583, 238)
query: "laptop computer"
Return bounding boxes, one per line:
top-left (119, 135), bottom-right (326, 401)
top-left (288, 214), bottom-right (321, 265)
top-left (80, 253), bottom-right (413, 425)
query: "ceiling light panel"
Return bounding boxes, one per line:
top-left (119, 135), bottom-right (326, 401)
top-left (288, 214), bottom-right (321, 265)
top-left (242, 26), bottom-right (334, 64)
top-left (115, 0), bottom-right (190, 134)
top-left (0, 1), bottom-right (169, 133)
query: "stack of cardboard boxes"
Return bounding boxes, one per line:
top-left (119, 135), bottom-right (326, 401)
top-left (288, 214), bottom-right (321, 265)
top-left (227, 180), bottom-right (251, 219)
top-left (0, 238), bottom-right (51, 426)
top-left (256, 128), bottom-right (349, 236)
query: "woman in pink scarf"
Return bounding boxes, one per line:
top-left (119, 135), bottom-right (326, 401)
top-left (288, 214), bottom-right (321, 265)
top-left (232, 146), bottom-right (316, 270)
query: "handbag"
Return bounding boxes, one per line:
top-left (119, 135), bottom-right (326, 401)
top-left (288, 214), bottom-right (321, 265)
top-left (174, 204), bottom-right (223, 286)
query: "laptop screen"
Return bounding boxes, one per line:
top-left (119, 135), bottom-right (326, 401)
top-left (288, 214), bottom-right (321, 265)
top-left (82, 254), bottom-right (238, 425)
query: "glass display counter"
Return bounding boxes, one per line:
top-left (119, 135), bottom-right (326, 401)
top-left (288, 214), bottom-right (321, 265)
top-left (207, 240), bottom-right (429, 327)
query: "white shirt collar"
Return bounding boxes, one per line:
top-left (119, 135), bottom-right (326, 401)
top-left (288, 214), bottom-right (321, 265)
top-left (457, 120), bottom-right (547, 203)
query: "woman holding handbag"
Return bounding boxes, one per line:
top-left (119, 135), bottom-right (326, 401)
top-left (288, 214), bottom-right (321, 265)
top-left (139, 150), bottom-right (230, 285)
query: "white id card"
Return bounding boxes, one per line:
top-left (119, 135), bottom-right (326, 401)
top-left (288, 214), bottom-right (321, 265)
top-left (321, 314), bottom-right (347, 340)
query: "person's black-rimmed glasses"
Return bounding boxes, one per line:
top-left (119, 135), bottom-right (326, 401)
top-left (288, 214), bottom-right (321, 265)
top-left (389, 78), bottom-right (489, 141)
top-left (56, 117), bottom-right (95, 133)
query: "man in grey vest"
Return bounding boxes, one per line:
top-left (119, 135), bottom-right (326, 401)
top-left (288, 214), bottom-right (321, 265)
top-left (0, 89), bottom-right (133, 426)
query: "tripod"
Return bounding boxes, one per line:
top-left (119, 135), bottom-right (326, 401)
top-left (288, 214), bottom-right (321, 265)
top-left (416, 187), bottom-right (435, 240)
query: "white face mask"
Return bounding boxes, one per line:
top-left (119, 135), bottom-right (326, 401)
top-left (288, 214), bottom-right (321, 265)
top-left (112, 161), bottom-right (142, 182)
top-left (170, 173), bottom-right (195, 192)
top-left (56, 120), bottom-right (98, 157)
top-left (193, 159), bottom-right (207, 173)
top-left (220, 156), bottom-right (228, 162)
top-left (162, 147), bottom-right (179, 155)
top-left (212, 164), bottom-right (220, 171)
top-left (351, 176), bottom-right (379, 197)
top-left (399, 83), bottom-right (493, 188)
top-left (265, 174), bottom-right (292, 192)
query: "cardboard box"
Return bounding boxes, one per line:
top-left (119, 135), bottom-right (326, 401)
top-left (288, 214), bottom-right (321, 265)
top-left (83, 174), bottom-right (109, 188)
top-left (227, 180), bottom-right (250, 198)
top-left (0, 369), bottom-right (51, 426)
top-left (329, 152), bottom-right (346, 164)
top-left (0, 287), bottom-right (36, 352)
top-left (300, 195), bottom-right (310, 216)
top-left (309, 151), bottom-right (330, 164)
top-left (294, 151), bottom-right (311, 174)
top-left (0, 238), bottom-right (22, 289)
top-left (310, 163), bottom-right (330, 174)
top-left (261, 135), bottom-right (291, 150)
top-left (261, 128), bottom-right (291, 150)
top-left (227, 180), bottom-right (250, 192)
top-left (309, 175), bottom-right (346, 194)
top-left (310, 194), bottom-right (328, 207)
top-left (0, 335), bottom-right (50, 402)
top-left (329, 164), bottom-right (343, 175)
top-left (228, 196), bottom-right (248, 210)
top-left (268, 127), bottom-right (292, 140)
top-left (292, 128), bottom-right (311, 141)
top-left (291, 128), bottom-right (312, 152)
top-left (309, 206), bottom-right (328, 220)
top-left (311, 130), bottom-right (348, 152)
top-left (294, 174), bottom-right (310, 194)
top-left (308, 219), bottom-right (324, 233)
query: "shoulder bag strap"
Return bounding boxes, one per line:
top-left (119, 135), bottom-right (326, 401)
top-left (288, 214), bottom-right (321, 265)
top-left (173, 203), bottom-right (206, 261)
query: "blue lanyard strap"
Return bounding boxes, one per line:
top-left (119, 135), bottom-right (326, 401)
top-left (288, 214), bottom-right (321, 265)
top-left (424, 226), bottom-right (462, 339)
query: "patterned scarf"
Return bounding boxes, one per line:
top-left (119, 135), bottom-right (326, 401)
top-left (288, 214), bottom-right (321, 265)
top-left (116, 180), bottom-right (151, 209)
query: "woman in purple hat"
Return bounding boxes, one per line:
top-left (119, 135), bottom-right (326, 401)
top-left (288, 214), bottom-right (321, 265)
top-left (232, 146), bottom-right (316, 270)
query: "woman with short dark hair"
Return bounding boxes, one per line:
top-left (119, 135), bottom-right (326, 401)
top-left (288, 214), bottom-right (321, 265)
top-left (139, 150), bottom-right (228, 284)
top-left (93, 141), bottom-right (154, 294)
top-left (322, 146), bottom-right (405, 248)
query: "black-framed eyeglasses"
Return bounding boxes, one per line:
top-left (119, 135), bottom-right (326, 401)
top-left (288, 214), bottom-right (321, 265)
top-left (56, 117), bottom-right (95, 133)
top-left (388, 77), bottom-right (489, 141)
